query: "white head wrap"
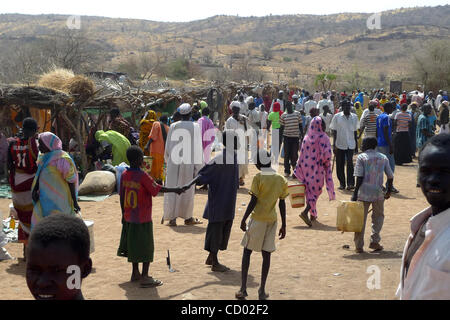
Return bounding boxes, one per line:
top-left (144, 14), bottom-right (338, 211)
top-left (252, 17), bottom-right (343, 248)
top-left (230, 101), bottom-right (241, 109)
top-left (179, 103), bottom-right (192, 115)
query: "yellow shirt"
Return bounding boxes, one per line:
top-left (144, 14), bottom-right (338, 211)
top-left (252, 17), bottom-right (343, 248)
top-left (249, 172), bottom-right (289, 222)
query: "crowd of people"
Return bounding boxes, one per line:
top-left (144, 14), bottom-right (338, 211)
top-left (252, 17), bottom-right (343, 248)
top-left (2, 85), bottom-right (449, 300)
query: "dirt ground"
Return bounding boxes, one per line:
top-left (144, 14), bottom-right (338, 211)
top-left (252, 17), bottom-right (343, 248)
top-left (0, 155), bottom-right (428, 300)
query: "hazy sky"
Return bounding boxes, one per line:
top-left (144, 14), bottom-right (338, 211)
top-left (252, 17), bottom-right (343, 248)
top-left (1, 0), bottom-right (447, 22)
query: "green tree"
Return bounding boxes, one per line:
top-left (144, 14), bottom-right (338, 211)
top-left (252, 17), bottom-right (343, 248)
top-left (314, 73), bottom-right (337, 91)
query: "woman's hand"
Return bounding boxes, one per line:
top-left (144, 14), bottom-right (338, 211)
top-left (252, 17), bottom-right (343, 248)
top-left (74, 202), bottom-right (81, 213)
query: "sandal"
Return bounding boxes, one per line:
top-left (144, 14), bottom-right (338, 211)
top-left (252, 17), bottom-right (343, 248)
top-left (140, 277), bottom-right (163, 288)
top-left (211, 263), bottom-right (230, 272)
top-left (168, 219), bottom-right (177, 227)
top-left (299, 212), bottom-right (312, 227)
top-left (235, 290), bottom-right (248, 300)
top-left (185, 218), bottom-right (203, 225)
top-left (258, 290), bottom-right (269, 300)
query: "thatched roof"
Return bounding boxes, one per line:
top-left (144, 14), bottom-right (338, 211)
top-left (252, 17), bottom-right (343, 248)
top-left (0, 85), bottom-right (71, 109)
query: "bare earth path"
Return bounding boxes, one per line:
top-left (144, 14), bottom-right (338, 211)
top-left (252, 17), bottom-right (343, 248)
top-left (0, 157), bottom-right (427, 300)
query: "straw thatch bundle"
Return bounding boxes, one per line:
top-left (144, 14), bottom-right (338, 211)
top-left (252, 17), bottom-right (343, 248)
top-left (63, 75), bottom-right (95, 101)
top-left (37, 68), bottom-right (75, 92)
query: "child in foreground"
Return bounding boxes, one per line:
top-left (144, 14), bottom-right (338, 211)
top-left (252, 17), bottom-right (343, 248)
top-left (398, 133), bottom-right (450, 299)
top-left (26, 214), bottom-right (92, 300)
top-left (184, 130), bottom-right (239, 272)
top-left (236, 150), bottom-right (288, 300)
top-left (117, 146), bottom-right (186, 287)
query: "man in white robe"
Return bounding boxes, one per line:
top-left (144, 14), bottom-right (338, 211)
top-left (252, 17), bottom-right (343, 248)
top-left (225, 101), bottom-right (249, 186)
top-left (163, 103), bottom-right (204, 226)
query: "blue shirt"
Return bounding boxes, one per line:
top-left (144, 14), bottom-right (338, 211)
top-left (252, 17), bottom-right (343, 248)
top-left (197, 150), bottom-right (239, 223)
top-left (254, 97), bottom-right (263, 108)
top-left (376, 113), bottom-right (392, 147)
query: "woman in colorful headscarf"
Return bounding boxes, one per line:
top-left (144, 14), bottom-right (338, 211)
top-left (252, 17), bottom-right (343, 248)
top-left (146, 115), bottom-right (169, 183)
top-left (139, 110), bottom-right (157, 156)
top-left (94, 130), bottom-right (131, 166)
top-left (294, 117), bottom-right (335, 226)
top-left (31, 132), bottom-right (79, 228)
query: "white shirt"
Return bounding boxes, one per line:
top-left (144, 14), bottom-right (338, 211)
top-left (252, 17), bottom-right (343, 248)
top-left (330, 112), bottom-right (359, 150)
top-left (320, 113), bottom-right (334, 134)
top-left (361, 108), bottom-right (382, 120)
top-left (239, 101), bottom-right (249, 116)
top-left (225, 115), bottom-right (247, 131)
top-left (435, 95), bottom-right (443, 110)
top-left (317, 99), bottom-right (331, 114)
top-left (259, 110), bottom-right (268, 129)
top-left (304, 100), bottom-right (318, 115)
top-left (397, 207), bottom-right (450, 300)
top-left (248, 109), bottom-right (260, 130)
top-left (294, 102), bottom-right (303, 113)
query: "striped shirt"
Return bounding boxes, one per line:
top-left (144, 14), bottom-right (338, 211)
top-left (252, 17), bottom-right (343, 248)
top-left (360, 111), bottom-right (378, 137)
top-left (395, 111), bottom-right (411, 132)
top-left (280, 111), bottom-right (302, 138)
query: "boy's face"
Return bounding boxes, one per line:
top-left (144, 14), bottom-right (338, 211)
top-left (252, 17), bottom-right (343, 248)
top-left (26, 241), bottom-right (91, 300)
top-left (419, 145), bottom-right (450, 212)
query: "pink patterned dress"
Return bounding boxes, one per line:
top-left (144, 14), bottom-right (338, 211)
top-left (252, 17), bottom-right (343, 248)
top-left (294, 117), bottom-right (335, 217)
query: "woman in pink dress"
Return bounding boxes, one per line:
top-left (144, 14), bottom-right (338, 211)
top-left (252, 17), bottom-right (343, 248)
top-left (294, 117), bottom-right (335, 226)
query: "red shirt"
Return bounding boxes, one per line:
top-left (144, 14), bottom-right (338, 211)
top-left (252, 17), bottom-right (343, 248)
top-left (8, 137), bottom-right (38, 191)
top-left (120, 168), bottom-right (161, 223)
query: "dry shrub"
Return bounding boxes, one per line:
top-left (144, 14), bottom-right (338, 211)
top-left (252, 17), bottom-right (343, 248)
top-left (37, 68), bottom-right (75, 91)
top-left (63, 75), bottom-right (95, 101)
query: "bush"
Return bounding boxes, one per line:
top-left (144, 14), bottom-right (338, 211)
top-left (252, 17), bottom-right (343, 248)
top-left (166, 58), bottom-right (189, 80)
top-left (283, 57), bottom-right (292, 62)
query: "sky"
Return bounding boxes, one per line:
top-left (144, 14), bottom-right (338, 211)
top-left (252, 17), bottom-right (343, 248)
top-left (0, 0), bottom-right (448, 22)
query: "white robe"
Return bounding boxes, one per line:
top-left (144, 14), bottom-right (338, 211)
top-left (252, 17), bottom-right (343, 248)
top-left (163, 121), bottom-right (204, 221)
top-left (225, 116), bottom-right (249, 178)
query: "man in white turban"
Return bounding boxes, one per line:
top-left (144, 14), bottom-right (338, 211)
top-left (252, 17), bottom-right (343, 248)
top-left (163, 103), bottom-right (204, 226)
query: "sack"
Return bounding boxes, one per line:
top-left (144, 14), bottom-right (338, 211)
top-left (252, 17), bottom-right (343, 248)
top-left (336, 201), bottom-right (365, 233)
top-left (78, 171), bottom-right (116, 196)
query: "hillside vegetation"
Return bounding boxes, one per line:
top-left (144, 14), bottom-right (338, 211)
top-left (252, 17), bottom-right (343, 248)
top-left (0, 5), bottom-right (449, 89)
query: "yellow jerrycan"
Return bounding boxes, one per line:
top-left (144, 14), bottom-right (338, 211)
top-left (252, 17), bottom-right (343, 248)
top-left (336, 201), bottom-right (365, 232)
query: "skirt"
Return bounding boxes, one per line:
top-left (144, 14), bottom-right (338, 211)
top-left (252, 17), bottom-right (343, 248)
top-left (150, 152), bottom-right (164, 181)
top-left (394, 131), bottom-right (412, 165)
top-left (117, 221), bottom-right (154, 263)
top-left (12, 190), bottom-right (33, 244)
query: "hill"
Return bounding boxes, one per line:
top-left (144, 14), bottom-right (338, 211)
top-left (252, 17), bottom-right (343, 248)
top-left (0, 5), bottom-right (449, 89)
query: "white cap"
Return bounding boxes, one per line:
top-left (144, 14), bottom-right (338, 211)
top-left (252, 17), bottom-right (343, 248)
top-left (230, 101), bottom-right (241, 109)
top-left (179, 103), bottom-right (192, 115)
top-left (292, 94), bottom-right (299, 99)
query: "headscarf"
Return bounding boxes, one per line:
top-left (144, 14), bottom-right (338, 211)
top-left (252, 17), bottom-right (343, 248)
top-left (273, 102), bottom-right (283, 116)
top-left (39, 132), bottom-right (62, 151)
top-left (400, 93), bottom-right (407, 105)
top-left (145, 110), bottom-right (157, 121)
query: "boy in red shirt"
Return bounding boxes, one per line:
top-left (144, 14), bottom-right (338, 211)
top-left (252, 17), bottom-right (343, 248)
top-left (117, 146), bottom-right (185, 287)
